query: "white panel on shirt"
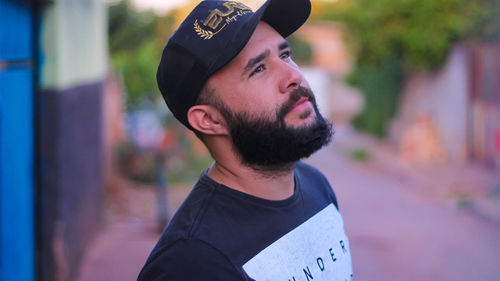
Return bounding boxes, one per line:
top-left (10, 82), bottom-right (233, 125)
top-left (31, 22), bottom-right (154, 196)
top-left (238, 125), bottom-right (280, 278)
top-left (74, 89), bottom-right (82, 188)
top-left (243, 203), bottom-right (353, 281)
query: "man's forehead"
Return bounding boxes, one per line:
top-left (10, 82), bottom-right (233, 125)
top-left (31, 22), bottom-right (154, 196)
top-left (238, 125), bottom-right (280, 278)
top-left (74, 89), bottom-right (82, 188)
top-left (205, 22), bottom-right (285, 86)
top-left (230, 22), bottom-right (286, 65)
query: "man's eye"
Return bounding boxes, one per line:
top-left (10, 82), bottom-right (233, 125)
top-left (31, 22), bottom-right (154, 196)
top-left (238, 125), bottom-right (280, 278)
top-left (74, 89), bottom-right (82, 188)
top-left (250, 64), bottom-right (265, 77)
top-left (280, 50), bottom-right (291, 59)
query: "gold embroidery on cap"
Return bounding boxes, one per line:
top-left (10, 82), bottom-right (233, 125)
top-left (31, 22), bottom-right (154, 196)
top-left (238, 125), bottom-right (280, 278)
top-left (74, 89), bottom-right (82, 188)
top-left (194, 1), bottom-right (252, 40)
top-left (194, 20), bottom-right (216, 40)
top-left (204, 2), bottom-right (251, 29)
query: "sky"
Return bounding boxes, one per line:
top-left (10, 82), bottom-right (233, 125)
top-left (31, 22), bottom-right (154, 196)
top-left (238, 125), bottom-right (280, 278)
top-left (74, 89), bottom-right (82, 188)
top-left (130, 0), bottom-right (339, 13)
top-left (131, 0), bottom-right (189, 13)
top-left (130, 0), bottom-right (269, 14)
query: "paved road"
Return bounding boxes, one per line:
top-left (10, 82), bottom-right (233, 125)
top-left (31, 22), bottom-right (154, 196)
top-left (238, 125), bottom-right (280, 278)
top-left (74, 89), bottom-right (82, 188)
top-left (77, 130), bottom-right (500, 281)
top-left (306, 136), bottom-right (500, 281)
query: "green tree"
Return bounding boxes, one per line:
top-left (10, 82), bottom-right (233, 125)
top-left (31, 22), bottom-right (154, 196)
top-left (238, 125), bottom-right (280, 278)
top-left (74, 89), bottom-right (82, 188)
top-left (313, 0), bottom-right (498, 136)
top-left (288, 35), bottom-right (313, 65)
top-left (108, 0), bottom-right (176, 107)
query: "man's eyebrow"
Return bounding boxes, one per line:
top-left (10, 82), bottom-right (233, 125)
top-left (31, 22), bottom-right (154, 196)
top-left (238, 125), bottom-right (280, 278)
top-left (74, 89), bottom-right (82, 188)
top-left (279, 41), bottom-right (290, 50)
top-left (243, 49), bottom-right (270, 75)
top-left (241, 41), bottom-right (291, 76)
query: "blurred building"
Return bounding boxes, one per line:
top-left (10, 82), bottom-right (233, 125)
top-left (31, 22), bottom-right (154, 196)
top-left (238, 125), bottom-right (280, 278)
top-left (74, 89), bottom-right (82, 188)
top-left (297, 22), bottom-right (363, 124)
top-left (297, 21), bottom-right (499, 169)
top-left (391, 44), bottom-right (500, 168)
top-left (1, 0), bottom-right (113, 280)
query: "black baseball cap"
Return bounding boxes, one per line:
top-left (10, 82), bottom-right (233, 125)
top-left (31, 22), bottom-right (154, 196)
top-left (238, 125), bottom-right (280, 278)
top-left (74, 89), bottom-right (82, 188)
top-left (157, 0), bottom-right (311, 129)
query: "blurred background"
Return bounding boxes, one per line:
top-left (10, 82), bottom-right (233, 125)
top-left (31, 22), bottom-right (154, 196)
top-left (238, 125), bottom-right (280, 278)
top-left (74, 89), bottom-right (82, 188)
top-left (0, 0), bottom-right (499, 280)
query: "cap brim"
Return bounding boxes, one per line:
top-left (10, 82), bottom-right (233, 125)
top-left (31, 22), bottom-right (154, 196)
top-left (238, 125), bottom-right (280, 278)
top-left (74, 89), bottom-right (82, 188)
top-left (260, 0), bottom-right (311, 38)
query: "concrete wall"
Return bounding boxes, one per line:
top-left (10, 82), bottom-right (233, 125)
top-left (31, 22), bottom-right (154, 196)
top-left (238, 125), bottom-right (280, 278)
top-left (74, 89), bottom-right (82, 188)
top-left (467, 43), bottom-right (500, 168)
top-left (41, 0), bottom-right (107, 89)
top-left (37, 0), bottom-right (108, 280)
top-left (391, 45), bottom-right (469, 164)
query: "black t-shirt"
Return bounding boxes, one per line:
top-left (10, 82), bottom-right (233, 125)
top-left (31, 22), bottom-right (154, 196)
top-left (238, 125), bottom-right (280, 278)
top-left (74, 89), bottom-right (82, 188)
top-left (138, 162), bottom-right (352, 281)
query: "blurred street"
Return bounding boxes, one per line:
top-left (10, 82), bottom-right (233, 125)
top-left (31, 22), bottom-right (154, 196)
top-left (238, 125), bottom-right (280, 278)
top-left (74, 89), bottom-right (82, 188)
top-left (308, 125), bottom-right (500, 281)
top-left (2, 1), bottom-right (498, 280)
top-left (76, 125), bottom-right (500, 281)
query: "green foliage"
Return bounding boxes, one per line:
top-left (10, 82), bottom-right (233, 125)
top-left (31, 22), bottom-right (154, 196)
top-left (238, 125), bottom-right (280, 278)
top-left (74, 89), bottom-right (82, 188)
top-left (349, 56), bottom-right (404, 137)
top-left (316, 0), bottom-right (487, 70)
top-left (109, 1), bottom-right (157, 53)
top-left (349, 147), bottom-right (371, 162)
top-left (168, 151), bottom-right (213, 184)
top-left (466, 0), bottom-right (500, 41)
top-left (313, 0), bottom-right (498, 136)
top-left (287, 35), bottom-right (313, 64)
top-left (112, 40), bottom-right (162, 105)
top-left (108, 0), bottom-right (176, 107)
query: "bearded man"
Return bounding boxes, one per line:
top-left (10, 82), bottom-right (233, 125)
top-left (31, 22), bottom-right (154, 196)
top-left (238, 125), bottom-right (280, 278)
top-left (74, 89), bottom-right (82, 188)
top-left (138, 0), bottom-right (353, 280)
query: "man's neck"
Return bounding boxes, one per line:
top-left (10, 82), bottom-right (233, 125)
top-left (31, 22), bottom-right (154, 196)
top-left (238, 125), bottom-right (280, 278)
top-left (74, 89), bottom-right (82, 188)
top-left (207, 160), bottom-right (296, 201)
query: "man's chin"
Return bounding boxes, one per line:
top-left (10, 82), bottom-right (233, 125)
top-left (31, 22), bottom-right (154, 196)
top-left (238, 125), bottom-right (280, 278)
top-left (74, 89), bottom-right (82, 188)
top-left (284, 110), bottom-right (317, 128)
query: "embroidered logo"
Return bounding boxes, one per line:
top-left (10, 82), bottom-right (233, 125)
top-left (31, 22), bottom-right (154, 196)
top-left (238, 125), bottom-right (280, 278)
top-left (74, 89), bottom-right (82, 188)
top-left (194, 1), bottom-right (252, 40)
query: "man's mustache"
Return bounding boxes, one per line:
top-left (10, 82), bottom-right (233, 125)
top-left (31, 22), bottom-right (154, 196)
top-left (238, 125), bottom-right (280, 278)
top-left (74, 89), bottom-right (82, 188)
top-left (277, 86), bottom-right (317, 120)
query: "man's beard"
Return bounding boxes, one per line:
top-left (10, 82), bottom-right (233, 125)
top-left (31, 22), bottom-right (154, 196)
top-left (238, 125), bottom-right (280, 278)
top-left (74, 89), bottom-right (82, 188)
top-left (216, 86), bottom-right (333, 173)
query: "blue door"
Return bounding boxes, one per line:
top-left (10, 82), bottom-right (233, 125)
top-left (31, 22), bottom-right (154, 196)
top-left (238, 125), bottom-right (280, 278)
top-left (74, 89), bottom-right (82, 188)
top-left (0, 0), bottom-right (35, 280)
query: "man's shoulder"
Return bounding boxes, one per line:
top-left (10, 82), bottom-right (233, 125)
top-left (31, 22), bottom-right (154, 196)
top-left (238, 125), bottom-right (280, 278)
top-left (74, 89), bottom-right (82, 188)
top-left (145, 173), bottom-right (219, 254)
top-left (138, 238), bottom-right (245, 280)
top-left (295, 160), bottom-right (322, 172)
top-left (295, 161), bottom-right (339, 209)
top-left (295, 161), bottom-right (328, 182)
top-left (138, 174), bottom-right (247, 280)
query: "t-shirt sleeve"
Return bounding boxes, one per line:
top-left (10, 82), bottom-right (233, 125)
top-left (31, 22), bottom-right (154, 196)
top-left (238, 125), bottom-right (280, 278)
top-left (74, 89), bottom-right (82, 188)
top-left (137, 239), bottom-right (245, 281)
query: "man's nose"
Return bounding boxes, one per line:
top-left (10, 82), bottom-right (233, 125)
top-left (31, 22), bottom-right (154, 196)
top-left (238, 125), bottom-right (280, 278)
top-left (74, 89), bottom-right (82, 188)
top-left (278, 62), bottom-right (303, 93)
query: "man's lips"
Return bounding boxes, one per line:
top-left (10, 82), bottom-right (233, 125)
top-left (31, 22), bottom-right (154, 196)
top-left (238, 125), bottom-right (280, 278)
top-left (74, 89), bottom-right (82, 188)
top-left (290, 97), bottom-right (310, 112)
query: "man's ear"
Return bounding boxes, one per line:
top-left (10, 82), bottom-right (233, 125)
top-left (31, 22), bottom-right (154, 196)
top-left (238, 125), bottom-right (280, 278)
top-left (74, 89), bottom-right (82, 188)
top-left (187, 105), bottom-right (229, 135)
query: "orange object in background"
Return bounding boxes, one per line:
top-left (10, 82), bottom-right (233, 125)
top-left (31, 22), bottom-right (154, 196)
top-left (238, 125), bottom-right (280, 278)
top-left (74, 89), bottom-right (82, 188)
top-left (400, 114), bottom-right (444, 165)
